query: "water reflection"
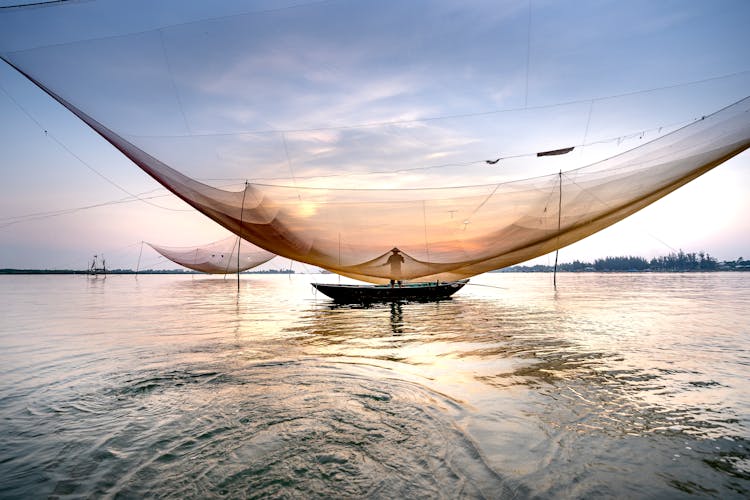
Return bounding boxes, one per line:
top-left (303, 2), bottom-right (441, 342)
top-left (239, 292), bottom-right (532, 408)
top-left (390, 302), bottom-right (403, 334)
top-left (301, 295), bottom-right (732, 422)
top-left (288, 282), bottom-right (750, 497)
top-left (1, 274), bottom-right (749, 498)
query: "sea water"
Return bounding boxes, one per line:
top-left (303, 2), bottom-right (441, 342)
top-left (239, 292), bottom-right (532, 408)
top-left (0, 272), bottom-right (748, 498)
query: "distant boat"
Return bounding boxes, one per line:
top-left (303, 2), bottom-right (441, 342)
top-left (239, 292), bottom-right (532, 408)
top-left (312, 279), bottom-right (468, 303)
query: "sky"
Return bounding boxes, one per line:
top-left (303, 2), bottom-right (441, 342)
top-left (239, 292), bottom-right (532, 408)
top-left (0, 0), bottom-right (749, 271)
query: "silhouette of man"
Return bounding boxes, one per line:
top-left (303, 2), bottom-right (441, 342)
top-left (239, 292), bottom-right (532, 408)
top-left (386, 247), bottom-right (405, 287)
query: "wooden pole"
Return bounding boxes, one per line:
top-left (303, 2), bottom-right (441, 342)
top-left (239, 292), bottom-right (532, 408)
top-left (238, 181), bottom-right (248, 293)
top-left (135, 241), bottom-right (143, 277)
top-left (553, 170), bottom-right (562, 290)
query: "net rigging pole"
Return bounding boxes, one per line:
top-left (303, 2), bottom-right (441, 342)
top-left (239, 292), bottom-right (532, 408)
top-left (238, 181), bottom-right (248, 293)
top-left (553, 170), bottom-right (562, 290)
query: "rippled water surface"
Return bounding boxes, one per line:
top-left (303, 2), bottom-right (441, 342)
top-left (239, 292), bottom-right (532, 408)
top-left (1, 272), bottom-right (749, 498)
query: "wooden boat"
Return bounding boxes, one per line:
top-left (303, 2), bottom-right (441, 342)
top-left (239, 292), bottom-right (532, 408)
top-left (312, 279), bottom-right (468, 303)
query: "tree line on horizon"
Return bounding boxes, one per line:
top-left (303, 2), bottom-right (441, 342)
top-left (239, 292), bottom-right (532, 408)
top-left (2, 251), bottom-right (749, 275)
top-left (502, 251), bottom-right (750, 273)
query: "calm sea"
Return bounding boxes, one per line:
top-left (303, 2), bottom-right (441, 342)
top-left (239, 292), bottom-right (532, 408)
top-left (0, 272), bottom-right (748, 498)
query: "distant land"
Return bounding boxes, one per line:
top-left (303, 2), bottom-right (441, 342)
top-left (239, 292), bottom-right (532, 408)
top-left (1, 251), bottom-right (748, 275)
top-left (496, 251), bottom-right (750, 273)
top-left (0, 268), bottom-right (297, 275)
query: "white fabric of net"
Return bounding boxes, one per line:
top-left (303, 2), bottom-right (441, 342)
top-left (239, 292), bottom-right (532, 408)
top-left (148, 236), bottom-right (274, 274)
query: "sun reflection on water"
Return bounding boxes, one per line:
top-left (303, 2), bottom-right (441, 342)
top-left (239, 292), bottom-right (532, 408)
top-left (1, 272), bottom-right (748, 497)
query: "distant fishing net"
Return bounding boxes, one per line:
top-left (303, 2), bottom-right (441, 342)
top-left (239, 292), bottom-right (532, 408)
top-left (148, 236), bottom-right (274, 274)
top-left (2, 3), bottom-right (749, 283)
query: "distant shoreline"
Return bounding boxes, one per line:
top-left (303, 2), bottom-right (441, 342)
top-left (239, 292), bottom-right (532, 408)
top-left (0, 269), bottom-right (297, 275)
top-left (493, 268), bottom-right (749, 273)
top-left (1, 269), bottom-right (748, 275)
top-left (2, 251), bottom-right (748, 275)
top-left (494, 252), bottom-right (749, 273)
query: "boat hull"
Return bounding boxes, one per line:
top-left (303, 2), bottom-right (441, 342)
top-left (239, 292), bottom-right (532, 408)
top-left (312, 279), bottom-right (468, 303)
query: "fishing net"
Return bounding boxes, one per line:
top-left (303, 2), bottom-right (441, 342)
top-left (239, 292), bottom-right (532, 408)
top-left (148, 236), bottom-right (274, 274)
top-left (1, 2), bottom-right (749, 283)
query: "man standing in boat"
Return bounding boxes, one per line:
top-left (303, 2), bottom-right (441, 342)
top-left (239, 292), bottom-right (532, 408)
top-left (386, 247), bottom-right (405, 287)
